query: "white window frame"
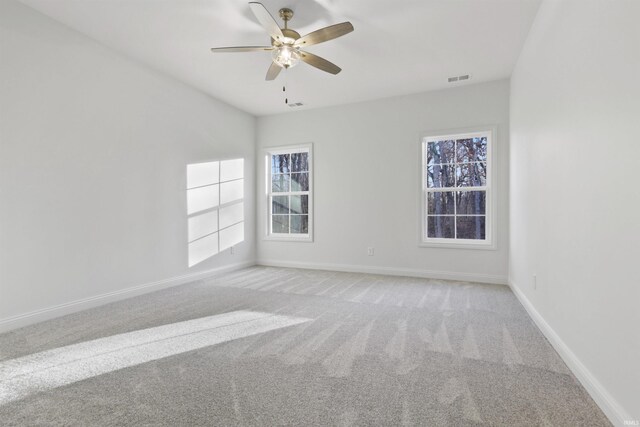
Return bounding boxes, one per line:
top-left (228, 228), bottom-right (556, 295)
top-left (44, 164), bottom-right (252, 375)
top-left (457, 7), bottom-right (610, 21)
top-left (419, 126), bottom-right (497, 250)
top-left (264, 143), bottom-right (313, 242)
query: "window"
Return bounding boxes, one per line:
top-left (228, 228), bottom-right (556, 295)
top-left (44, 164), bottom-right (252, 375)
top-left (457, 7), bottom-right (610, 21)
top-left (186, 158), bottom-right (244, 266)
top-left (266, 144), bottom-right (312, 241)
top-left (421, 128), bottom-right (494, 248)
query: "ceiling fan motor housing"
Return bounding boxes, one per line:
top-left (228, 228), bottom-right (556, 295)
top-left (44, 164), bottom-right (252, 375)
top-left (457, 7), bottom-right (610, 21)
top-left (282, 28), bottom-right (300, 40)
top-left (274, 28), bottom-right (301, 46)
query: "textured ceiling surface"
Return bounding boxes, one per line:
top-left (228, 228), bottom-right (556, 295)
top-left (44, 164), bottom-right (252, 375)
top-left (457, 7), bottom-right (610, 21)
top-left (20, 0), bottom-right (541, 116)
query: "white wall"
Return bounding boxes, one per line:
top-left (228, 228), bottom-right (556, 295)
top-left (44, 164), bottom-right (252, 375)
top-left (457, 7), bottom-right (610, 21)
top-left (510, 0), bottom-right (639, 423)
top-left (257, 80), bottom-right (510, 284)
top-left (0, 0), bottom-right (256, 330)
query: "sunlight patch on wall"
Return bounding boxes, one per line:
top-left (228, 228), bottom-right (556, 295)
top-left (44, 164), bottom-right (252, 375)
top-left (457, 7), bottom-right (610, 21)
top-left (186, 159), bottom-right (244, 267)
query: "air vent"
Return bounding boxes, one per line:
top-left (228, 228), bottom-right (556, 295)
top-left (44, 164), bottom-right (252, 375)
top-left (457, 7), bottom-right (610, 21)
top-left (448, 74), bottom-right (471, 83)
top-left (288, 102), bottom-right (304, 108)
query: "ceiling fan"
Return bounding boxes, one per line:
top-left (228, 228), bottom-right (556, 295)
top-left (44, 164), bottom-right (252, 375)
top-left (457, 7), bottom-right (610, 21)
top-left (210, 2), bottom-right (354, 81)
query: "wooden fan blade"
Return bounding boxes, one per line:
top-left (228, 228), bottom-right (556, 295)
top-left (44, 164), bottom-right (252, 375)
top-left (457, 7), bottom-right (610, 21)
top-left (210, 46), bottom-right (274, 53)
top-left (266, 61), bottom-right (282, 81)
top-left (299, 51), bottom-right (341, 75)
top-left (295, 22), bottom-right (354, 47)
top-left (249, 2), bottom-right (284, 42)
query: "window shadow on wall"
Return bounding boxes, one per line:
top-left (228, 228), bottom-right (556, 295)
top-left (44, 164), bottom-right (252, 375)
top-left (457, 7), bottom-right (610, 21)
top-left (186, 159), bottom-right (244, 267)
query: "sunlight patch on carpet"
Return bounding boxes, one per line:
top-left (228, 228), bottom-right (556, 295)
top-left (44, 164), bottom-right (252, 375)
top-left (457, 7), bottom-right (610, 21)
top-left (0, 310), bottom-right (311, 405)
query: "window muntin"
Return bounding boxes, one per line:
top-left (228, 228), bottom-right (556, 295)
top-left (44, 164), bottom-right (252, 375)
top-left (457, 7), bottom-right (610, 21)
top-left (422, 131), bottom-right (492, 246)
top-left (267, 145), bottom-right (312, 240)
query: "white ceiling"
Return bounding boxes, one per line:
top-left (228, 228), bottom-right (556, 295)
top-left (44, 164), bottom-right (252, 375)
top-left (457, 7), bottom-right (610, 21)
top-left (20, 0), bottom-right (541, 116)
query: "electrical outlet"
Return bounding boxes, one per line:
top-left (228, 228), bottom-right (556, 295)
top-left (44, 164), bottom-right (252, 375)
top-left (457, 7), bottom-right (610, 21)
top-left (230, 246), bottom-right (234, 255)
top-left (367, 247), bottom-right (374, 256)
top-left (533, 274), bottom-right (537, 290)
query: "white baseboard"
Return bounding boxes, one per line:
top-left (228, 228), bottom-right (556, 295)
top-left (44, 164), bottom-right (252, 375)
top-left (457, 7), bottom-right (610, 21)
top-left (257, 259), bottom-right (507, 285)
top-left (0, 261), bottom-right (255, 334)
top-left (509, 281), bottom-right (632, 427)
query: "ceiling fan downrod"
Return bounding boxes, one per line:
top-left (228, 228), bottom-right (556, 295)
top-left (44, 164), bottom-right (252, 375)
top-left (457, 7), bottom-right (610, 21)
top-left (279, 8), bottom-right (293, 30)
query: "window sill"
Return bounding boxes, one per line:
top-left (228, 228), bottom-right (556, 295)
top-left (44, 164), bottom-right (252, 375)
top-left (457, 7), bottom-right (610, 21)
top-left (264, 234), bottom-right (314, 243)
top-left (419, 240), bottom-right (496, 250)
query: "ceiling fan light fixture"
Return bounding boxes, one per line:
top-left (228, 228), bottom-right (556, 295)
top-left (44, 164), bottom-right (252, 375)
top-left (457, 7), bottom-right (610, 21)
top-left (272, 45), bottom-right (301, 69)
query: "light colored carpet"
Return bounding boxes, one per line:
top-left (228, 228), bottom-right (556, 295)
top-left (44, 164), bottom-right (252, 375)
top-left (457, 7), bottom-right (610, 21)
top-left (0, 266), bottom-right (610, 426)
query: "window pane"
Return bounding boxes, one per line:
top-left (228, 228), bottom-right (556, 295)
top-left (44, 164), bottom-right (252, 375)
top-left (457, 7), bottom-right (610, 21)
top-left (271, 174), bottom-right (290, 192)
top-left (426, 140), bottom-right (455, 165)
top-left (456, 191), bottom-right (486, 215)
top-left (456, 137), bottom-right (487, 163)
top-left (291, 152), bottom-right (308, 172)
top-left (427, 216), bottom-right (454, 238)
top-left (290, 195), bottom-right (308, 214)
top-left (456, 216), bottom-right (486, 240)
top-left (271, 154), bottom-right (290, 174)
top-left (427, 164), bottom-right (455, 188)
top-left (290, 215), bottom-right (308, 234)
top-left (272, 196), bottom-right (289, 214)
top-left (427, 191), bottom-right (454, 215)
top-left (272, 215), bottom-right (289, 233)
top-left (456, 162), bottom-right (486, 187)
top-left (291, 172), bottom-right (309, 191)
